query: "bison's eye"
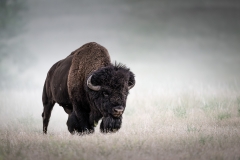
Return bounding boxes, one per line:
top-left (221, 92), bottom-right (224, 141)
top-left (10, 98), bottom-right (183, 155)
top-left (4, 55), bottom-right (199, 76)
top-left (103, 91), bottom-right (109, 97)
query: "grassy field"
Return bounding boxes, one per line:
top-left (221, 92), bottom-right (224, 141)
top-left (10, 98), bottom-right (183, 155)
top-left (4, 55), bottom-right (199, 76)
top-left (0, 83), bottom-right (240, 160)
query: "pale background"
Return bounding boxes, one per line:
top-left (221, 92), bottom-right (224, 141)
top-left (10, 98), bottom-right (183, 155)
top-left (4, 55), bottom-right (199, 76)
top-left (1, 1), bottom-right (240, 159)
top-left (1, 0), bottom-right (240, 91)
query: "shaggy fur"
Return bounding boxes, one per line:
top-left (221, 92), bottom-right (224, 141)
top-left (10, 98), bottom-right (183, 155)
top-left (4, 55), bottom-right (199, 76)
top-left (42, 42), bottom-right (135, 134)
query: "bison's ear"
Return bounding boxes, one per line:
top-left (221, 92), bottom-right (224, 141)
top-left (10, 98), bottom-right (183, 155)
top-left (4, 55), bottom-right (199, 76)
top-left (128, 71), bottom-right (135, 90)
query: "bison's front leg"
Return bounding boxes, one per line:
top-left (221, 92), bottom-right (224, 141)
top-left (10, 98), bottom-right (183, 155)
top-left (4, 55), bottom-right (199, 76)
top-left (100, 116), bottom-right (122, 133)
top-left (67, 111), bottom-right (94, 134)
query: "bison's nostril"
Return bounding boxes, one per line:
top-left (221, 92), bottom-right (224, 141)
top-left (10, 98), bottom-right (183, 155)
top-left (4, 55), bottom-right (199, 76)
top-left (112, 106), bottom-right (124, 114)
top-left (112, 107), bottom-right (124, 117)
top-left (114, 108), bottom-right (123, 112)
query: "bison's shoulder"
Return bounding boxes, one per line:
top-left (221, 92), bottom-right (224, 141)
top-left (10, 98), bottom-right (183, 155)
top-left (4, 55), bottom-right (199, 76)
top-left (67, 42), bottom-right (111, 103)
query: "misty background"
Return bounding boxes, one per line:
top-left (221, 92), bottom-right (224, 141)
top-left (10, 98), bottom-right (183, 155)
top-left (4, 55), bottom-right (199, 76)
top-left (1, 1), bottom-right (240, 158)
top-left (1, 0), bottom-right (240, 91)
top-left (0, 0), bottom-right (240, 138)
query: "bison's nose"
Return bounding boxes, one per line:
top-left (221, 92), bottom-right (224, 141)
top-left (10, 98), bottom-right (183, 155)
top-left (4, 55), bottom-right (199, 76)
top-left (112, 106), bottom-right (124, 116)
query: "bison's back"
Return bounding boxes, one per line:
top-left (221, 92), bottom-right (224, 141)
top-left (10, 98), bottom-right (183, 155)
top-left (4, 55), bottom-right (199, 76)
top-left (43, 54), bottom-right (73, 106)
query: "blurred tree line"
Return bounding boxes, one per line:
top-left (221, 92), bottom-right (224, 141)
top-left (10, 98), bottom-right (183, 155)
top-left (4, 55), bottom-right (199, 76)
top-left (0, 0), bottom-right (31, 89)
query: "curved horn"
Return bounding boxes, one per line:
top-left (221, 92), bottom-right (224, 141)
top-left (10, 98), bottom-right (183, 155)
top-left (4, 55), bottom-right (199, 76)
top-left (87, 75), bottom-right (101, 91)
top-left (128, 82), bottom-right (135, 90)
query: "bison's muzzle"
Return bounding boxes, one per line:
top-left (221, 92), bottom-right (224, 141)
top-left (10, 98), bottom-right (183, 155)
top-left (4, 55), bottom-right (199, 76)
top-left (111, 106), bottom-right (124, 118)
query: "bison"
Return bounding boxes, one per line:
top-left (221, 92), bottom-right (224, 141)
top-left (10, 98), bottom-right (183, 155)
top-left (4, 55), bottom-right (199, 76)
top-left (42, 42), bottom-right (135, 134)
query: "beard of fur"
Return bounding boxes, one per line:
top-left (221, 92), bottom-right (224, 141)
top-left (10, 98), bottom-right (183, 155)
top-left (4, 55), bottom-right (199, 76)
top-left (100, 116), bottom-right (122, 133)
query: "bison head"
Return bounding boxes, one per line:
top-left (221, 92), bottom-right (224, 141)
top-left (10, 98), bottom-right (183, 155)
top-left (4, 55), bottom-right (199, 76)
top-left (86, 63), bottom-right (135, 132)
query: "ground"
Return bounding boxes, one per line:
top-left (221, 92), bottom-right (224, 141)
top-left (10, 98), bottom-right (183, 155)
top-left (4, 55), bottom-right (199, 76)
top-left (0, 83), bottom-right (240, 160)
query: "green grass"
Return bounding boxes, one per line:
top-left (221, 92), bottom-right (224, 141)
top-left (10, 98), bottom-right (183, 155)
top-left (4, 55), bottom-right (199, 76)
top-left (237, 97), bottom-right (240, 116)
top-left (173, 106), bottom-right (187, 118)
top-left (0, 85), bottom-right (240, 160)
top-left (217, 113), bottom-right (231, 120)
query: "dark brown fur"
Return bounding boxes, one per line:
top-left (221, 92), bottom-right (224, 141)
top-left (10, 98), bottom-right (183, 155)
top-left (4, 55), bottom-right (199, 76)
top-left (42, 42), bottom-right (135, 134)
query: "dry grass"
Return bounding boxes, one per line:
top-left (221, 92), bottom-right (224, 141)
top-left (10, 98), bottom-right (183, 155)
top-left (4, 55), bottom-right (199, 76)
top-left (0, 83), bottom-right (240, 160)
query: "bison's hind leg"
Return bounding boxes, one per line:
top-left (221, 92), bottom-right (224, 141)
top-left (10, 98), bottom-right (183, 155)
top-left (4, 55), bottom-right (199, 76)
top-left (42, 101), bottom-right (55, 134)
